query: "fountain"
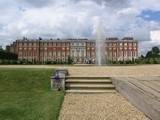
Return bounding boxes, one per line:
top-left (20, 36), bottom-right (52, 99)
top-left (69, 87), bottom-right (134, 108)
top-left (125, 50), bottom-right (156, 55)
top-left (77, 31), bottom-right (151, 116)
top-left (95, 19), bottom-right (106, 66)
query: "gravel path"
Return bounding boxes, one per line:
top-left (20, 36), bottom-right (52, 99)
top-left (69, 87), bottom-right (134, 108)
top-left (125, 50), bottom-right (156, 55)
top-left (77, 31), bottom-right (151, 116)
top-left (59, 93), bottom-right (149, 120)
top-left (1, 65), bottom-right (160, 77)
top-left (67, 65), bottom-right (160, 77)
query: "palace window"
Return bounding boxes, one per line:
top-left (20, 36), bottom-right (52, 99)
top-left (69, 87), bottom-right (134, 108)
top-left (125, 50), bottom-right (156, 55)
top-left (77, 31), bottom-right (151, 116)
top-left (49, 42), bottom-right (52, 46)
top-left (72, 50), bottom-right (74, 57)
top-left (76, 43), bottom-right (79, 46)
top-left (53, 43), bottom-right (56, 46)
top-left (34, 43), bottom-right (37, 46)
top-left (58, 52), bottom-right (61, 57)
top-left (62, 52), bottom-right (65, 57)
top-left (66, 43), bottom-right (69, 46)
top-left (44, 52), bottom-right (47, 57)
top-left (44, 43), bottom-right (48, 46)
top-left (57, 43), bottom-right (61, 46)
top-left (91, 52), bottom-right (95, 57)
top-left (53, 52), bottom-right (56, 57)
top-left (19, 43), bottom-right (22, 46)
top-left (62, 58), bottom-right (65, 61)
top-left (62, 43), bottom-right (65, 46)
top-left (81, 50), bottom-right (84, 56)
top-left (49, 52), bottom-right (52, 56)
top-left (24, 43), bottom-right (27, 46)
top-left (29, 43), bottom-right (32, 46)
top-left (87, 43), bottom-right (90, 46)
top-left (129, 43), bottom-right (132, 46)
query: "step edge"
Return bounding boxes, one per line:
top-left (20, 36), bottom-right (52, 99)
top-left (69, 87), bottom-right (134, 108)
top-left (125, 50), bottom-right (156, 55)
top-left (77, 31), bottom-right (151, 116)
top-left (66, 84), bottom-right (114, 87)
top-left (65, 81), bottom-right (112, 83)
top-left (65, 90), bottom-right (116, 93)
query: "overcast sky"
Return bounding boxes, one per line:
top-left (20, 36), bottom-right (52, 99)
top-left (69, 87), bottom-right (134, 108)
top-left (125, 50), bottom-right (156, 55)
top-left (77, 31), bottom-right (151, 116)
top-left (0, 0), bottom-right (160, 54)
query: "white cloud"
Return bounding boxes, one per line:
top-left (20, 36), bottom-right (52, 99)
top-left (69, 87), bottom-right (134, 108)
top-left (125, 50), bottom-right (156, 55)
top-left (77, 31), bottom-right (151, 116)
top-left (150, 30), bottom-right (160, 43)
top-left (130, 0), bottom-right (160, 11)
top-left (0, 0), bottom-right (160, 54)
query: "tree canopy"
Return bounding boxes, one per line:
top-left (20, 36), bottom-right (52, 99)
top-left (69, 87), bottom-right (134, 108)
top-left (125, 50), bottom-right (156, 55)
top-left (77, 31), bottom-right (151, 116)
top-left (0, 50), bottom-right (18, 60)
top-left (146, 46), bottom-right (160, 58)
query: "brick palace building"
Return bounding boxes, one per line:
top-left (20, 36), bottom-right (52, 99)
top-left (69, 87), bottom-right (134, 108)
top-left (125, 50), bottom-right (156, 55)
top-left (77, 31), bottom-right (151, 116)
top-left (7, 37), bottom-right (138, 64)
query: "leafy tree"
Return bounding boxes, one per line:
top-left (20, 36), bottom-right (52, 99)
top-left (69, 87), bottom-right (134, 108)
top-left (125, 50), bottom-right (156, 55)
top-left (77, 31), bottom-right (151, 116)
top-left (67, 56), bottom-right (73, 64)
top-left (144, 46), bottom-right (160, 64)
top-left (152, 47), bottom-right (159, 55)
top-left (146, 51), bottom-right (153, 58)
top-left (140, 55), bottom-right (145, 59)
top-left (152, 47), bottom-right (160, 58)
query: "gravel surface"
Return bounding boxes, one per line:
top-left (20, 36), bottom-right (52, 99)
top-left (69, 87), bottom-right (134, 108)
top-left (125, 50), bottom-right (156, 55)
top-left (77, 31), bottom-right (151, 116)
top-left (59, 93), bottom-right (149, 120)
top-left (67, 65), bottom-right (160, 77)
top-left (1, 65), bottom-right (160, 77)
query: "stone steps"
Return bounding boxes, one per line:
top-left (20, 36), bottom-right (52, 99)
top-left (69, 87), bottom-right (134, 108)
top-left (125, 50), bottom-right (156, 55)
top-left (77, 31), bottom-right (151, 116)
top-left (66, 89), bottom-right (116, 93)
top-left (65, 77), bottom-right (115, 93)
top-left (66, 84), bottom-right (114, 88)
top-left (66, 76), bottom-right (110, 79)
top-left (66, 79), bottom-right (112, 83)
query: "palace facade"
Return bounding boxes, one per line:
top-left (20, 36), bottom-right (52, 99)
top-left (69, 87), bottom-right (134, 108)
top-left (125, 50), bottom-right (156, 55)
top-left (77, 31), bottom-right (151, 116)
top-left (7, 37), bottom-right (138, 64)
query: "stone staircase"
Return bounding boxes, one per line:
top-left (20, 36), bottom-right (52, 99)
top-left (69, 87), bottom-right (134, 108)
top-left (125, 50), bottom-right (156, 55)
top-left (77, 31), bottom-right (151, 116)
top-left (65, 77), bottom-right (116, 93)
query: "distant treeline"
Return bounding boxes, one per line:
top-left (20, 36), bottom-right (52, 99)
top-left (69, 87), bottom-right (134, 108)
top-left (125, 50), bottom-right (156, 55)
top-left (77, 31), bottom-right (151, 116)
top-left (0, 50), bottom-right (18, 60)
top-left (140, 46), bottom-right (160, 64)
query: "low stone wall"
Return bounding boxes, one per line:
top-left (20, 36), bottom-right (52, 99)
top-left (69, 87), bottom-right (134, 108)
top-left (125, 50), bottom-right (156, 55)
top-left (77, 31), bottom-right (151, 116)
top-left (111, 77), bottom-right (160, 120)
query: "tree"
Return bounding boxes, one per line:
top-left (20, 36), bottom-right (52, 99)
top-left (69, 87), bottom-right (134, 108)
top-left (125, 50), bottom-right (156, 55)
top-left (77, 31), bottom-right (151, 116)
top-left (145, 46), bottom-right (160, 64)
top-left (140, 55), bottom-right (145, 59)
top-left (67, 56), bottom-right (73, 64)
top-left (152, 47), bottom-right (160, 57)
top-left (146, 51), bottom-right (152, 58)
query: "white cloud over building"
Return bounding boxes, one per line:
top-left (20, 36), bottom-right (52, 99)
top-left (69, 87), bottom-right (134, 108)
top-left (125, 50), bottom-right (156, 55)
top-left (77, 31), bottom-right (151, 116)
top-left (0, 0), bottom-right (160, 54)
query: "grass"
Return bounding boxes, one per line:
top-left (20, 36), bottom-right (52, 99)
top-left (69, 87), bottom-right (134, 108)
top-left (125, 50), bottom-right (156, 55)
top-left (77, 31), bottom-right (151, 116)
top-left (0, 68), bottom-right (64, 120)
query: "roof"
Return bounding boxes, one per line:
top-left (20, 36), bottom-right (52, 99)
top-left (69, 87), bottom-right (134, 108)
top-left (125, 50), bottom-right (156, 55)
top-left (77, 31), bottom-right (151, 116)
top-left (15, 37), bottom-right (136, 42)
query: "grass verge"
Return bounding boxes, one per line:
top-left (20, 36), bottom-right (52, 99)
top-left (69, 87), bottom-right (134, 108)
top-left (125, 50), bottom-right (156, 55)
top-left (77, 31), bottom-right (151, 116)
top-left (0, 68), bottom-right (64, 120)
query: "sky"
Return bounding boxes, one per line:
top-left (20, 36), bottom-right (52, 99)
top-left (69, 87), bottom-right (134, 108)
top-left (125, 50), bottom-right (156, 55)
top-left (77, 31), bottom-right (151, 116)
top-left (0, 0), bottom-right (160, 54)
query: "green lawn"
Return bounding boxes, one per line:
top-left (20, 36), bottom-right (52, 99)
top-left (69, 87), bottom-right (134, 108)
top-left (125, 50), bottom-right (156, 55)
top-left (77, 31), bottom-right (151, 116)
top-left (0, 68), bottom-right (64, 120)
